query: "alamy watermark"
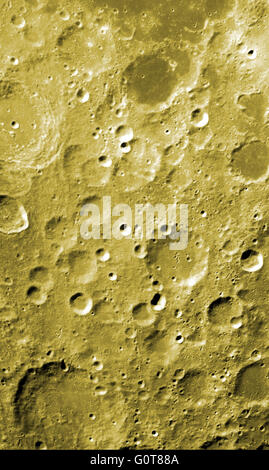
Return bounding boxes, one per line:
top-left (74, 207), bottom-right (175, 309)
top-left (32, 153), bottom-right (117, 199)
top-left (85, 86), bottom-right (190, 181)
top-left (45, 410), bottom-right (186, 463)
top-left (80, 196), bottom-right (188, 250)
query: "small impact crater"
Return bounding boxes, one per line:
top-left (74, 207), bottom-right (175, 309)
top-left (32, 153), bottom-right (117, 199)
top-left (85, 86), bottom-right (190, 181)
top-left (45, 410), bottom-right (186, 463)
top-left (208, 296), bottom-right (233, 325)
top-left (0, 196), bottom-right (28, 234)
top-left (240, 249), bottom-right (263, 272)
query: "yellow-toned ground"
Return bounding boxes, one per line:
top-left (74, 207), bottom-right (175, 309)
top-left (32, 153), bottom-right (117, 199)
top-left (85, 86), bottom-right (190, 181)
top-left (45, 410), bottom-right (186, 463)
top-left (0, 0), bottom-right (269, 450)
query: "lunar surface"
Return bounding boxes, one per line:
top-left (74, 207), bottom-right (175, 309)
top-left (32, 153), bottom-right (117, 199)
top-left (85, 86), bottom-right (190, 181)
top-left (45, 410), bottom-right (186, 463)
top-left (0, 0), bottom-right (269, 450)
